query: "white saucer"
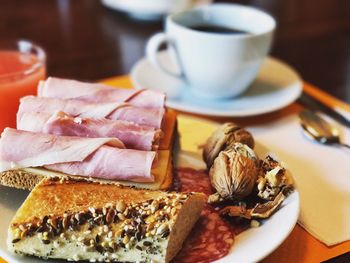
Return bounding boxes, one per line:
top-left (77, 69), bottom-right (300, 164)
top-left (131, 51), bottom-right (303, 117)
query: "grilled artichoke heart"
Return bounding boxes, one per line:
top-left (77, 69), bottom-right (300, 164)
top-left (209, 143), bottom-right (258, 201)
top-left (203, 122), bottom-right (255, 168)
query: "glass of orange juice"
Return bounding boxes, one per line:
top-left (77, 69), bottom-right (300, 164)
top-left (0, 39), bottom-right (46, 132)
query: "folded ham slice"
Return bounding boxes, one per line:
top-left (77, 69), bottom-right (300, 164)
top-left (38, 77), bottom-right (165, 108)
top-left (17, 111), bottom-right (162, 151)
top-left (0, 128), bottom-right (156, 182)
top-left (18, 96), bottom-right (164, 128)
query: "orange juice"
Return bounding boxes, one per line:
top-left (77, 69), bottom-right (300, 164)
top-left (0, 49), bottom-right (46, 132)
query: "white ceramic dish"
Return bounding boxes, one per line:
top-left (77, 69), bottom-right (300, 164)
top-left (131, 50), bottom-right (303, 117)
top-left (101, 0), bottom-right (212, 21)
top-left (176, 115), bottom-right (300, 262)
top-left (0, 115), bottom-right (299, 263)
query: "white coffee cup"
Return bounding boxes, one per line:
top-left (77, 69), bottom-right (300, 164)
top-left (146, 3), bottom-right (276, 99)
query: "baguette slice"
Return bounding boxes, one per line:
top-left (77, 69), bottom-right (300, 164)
top-left (8, 177), bottom-right (205, 262)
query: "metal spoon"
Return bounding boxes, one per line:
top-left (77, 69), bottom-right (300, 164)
top-left (299, 110), bottom-right (350, 149)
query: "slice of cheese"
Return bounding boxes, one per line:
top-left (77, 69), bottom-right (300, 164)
top-left (159, 109), bottom-right (177, 150)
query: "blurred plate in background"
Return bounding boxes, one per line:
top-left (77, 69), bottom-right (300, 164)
top-left (101, 0), bottom-right (212, 21)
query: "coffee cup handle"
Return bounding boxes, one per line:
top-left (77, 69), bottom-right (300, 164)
top-left (146, 33), bottom-right (183, 78)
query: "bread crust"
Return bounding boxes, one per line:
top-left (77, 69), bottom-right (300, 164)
top-left (8, 177), bottom-right (205, 262)
top-left (0, 169), bottom-right (43, 190)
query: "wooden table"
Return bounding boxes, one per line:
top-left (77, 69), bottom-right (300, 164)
top-left (1, 0), bottom-right (350, 103)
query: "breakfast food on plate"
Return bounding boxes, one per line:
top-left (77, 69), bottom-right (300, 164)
top-left (204, 122), bottom-right (293, 222)
top-left (18, 96), bottom-right (165, 128)
top-left (7, 177), bottom-right (205, 262)
top-left (2, 77), bottom-right (294, 262)
top-left (38, 77), bottom-right (165, 108)
top-left (18, 111), bottom-right (163, 151)
top-left (17, 107), bottom-right (178, 152)
top-left (0, 128), bottom-right (154, 181)
top-left (203, 122), bottom-right (255, 168)
top-left (0, 128), bottom-right (173, 191)
top-left (3, 77), bottom-right (209, 263)
top-left (209, 143), bottom-right (258, 201)
top-left (0, 78), bottom-right (177, 191)
top-left (172, 168), bottom-right (236, 263)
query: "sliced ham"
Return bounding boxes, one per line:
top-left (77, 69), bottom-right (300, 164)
top-left (45, 145), bottom-right (156, 182)
top-left (0, 128), bottom-right (156, 182)
top-left (17, 111), bottom-right (162, 151)
top-left (18, 96), bottom-right (164, 128)
top-left (38, 77), bottom-right (165, 108)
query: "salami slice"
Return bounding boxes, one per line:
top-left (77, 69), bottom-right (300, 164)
top-left (173, 204), bottom-right (234, 263)
top-left (173, 168), bottom-right (235, 263)
top-left (176, 167), bottom-right (213, 196)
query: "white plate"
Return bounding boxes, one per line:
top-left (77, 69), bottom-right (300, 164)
top-left (0, 115), bottom-right (300, 263)
top-left (131, 51), bottom-right (303, 117)
top-left (176, 115), bottom-right (300, 263)
top-left (101, 0), bottom-right (212, 21)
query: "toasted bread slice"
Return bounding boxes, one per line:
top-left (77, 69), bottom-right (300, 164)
top-left (8, 177), bottom-right (205, 262)
top-left (0, 110), bottom-right (177, 191)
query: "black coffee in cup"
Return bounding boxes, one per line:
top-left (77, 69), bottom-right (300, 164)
top-left (190, 24), bottom-right (249, 34)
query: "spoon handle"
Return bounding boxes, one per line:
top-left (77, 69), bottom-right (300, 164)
top-left (338, 143), bottom-right (350, 149)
